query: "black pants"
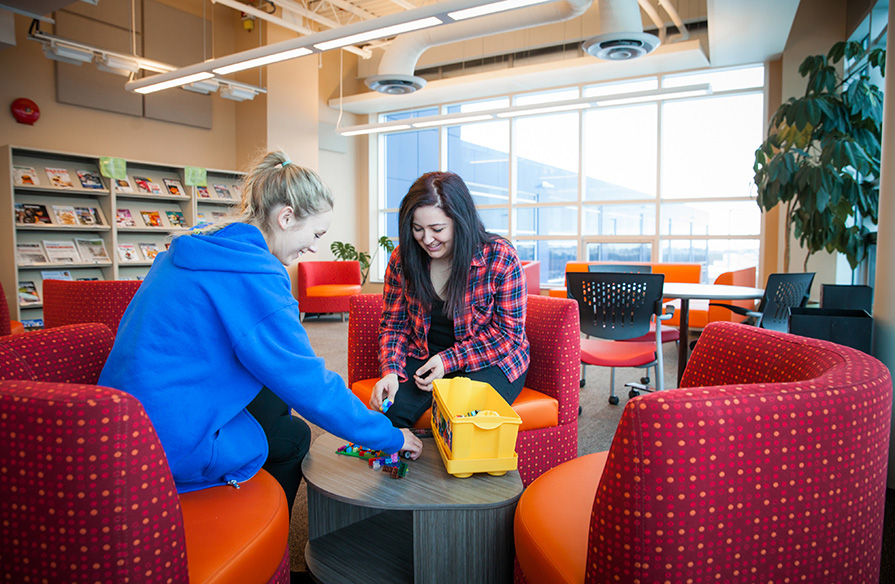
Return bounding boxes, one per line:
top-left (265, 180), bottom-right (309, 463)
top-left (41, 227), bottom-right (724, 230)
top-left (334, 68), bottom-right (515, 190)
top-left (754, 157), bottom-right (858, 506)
top-left (247, 386), bottom-right (311, 514)
top-left (385, 356), bottom-right (527, 428)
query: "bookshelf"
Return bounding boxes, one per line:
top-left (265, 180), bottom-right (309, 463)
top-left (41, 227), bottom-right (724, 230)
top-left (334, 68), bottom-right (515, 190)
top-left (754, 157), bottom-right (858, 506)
top-left (0, 145), bottom-right (242, 325)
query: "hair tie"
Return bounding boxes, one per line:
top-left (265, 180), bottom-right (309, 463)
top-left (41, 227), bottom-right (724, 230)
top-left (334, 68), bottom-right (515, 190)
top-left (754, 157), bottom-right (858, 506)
top-left (281, 159), bottom-right (292, 167)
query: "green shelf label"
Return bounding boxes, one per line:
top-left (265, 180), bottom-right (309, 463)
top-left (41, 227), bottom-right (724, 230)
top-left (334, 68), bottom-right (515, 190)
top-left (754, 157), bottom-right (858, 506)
top-left (99, 157), bottom-right (127, 180)
top-left (185, 166), bottom-right (207, 187)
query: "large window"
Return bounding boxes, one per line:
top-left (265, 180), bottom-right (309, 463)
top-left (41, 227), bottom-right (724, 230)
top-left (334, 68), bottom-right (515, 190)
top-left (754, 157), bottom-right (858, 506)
top-left (377, 65), bottom-right (764, 286)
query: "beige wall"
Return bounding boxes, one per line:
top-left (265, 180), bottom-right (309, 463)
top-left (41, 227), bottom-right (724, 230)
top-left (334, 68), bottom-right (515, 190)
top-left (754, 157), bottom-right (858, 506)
top-left (0, 11), bottom-right (240, 170)
top-left (770, 0), bottom-right (850, 294)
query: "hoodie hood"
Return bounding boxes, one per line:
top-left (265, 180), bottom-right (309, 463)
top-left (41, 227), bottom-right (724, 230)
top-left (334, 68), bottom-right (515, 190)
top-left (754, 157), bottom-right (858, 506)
top-left (171, 223), bottom-right (285, 275)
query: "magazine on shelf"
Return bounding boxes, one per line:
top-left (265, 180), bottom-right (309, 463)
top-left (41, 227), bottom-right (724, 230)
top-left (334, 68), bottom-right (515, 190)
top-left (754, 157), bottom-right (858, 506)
top-left (51, 205), bottom-right (79, 226)
top-left (77, 277), bottom-right (100, 281)
top-left (45, 167), bottom-right (74, 188)
top-left (196, 211), bottom-right (207, 223)
top-left (163, 178), bottom-right (186, 196)
top-left (75, 206), bottom-right (103, 226)
top-left (140, 210), bottom-right (163, 227)
top-left (42, 240), bottom-right (81, 263)
top-left (166, 210), bottom-right (188, 228)
top-left (17, 281), bottom-right (41, 305)
top-left (116, 208), bottom-right (136, 227)
top-left (13, 165), bottom-right (40, 186)
top-left (212, 184), bottom-right (232, 199)
top-left (117, 243), bottom-right (140, 262)
top-left (16, 242), bottom-right (48, 264)
top-left (197, 185), bottom-right (210, 198)
top-left (19, 203), bottom-right (52, 224)
top-left (134, 176), bottom-right (162, 195)
top-left (230, 184), bottom-right (243, 200)
top-left (139, 242), bottom-right (161, 260)
top-left (115, 177), bottom-right (134, 193)
top-left (211, 211), bottom-right (228, 222)
top-left (21, 319), bottom-right (44, 331)
top-left (40, 270), bottom-right (73, 281)
top-left (76, 170), bottom-right (104, 190)
top-left (74, 238), bottom-right (111, 263)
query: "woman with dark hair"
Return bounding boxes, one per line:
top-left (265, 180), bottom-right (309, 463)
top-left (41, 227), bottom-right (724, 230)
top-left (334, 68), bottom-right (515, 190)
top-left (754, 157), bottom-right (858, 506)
top-left (369, 171), bottom-right (530, 428)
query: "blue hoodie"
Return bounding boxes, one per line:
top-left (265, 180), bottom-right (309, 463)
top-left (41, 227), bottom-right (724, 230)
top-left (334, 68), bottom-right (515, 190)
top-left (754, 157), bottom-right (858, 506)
top-left (98, 223), bottom-right (404, 493)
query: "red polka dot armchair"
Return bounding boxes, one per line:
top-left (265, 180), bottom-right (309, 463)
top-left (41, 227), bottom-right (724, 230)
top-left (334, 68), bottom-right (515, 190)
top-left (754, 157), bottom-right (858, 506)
top-left (0, 323), bottom-right (290, 584)
top-left (513, 321), bottom-right (891, 584)
top-left (347, 293), bottom-right (581, 486)
top-left (42, 278), bottom-right (143, 335)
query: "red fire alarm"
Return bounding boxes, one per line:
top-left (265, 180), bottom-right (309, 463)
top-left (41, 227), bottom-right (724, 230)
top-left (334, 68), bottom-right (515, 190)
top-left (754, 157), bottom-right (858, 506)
top-left (11, 98), bottom-right (40, 125)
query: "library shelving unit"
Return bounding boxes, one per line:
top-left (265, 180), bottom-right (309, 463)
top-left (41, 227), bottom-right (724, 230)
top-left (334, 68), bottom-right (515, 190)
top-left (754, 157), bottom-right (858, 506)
top-left (0, 145), bottom-right (242, 325)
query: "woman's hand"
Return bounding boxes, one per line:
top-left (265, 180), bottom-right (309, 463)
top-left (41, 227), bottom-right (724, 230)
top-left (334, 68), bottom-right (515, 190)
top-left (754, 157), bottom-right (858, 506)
top-left (370, 373), bottom-right (398, 411)
top-left (399, 428), bottom-right (423, 460)
top-left (413, 355), bottom-right (445, 392)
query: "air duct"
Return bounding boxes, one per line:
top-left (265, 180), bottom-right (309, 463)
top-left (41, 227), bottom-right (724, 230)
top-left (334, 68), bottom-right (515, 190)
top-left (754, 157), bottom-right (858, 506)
top-left (366, 0), bottom-right (592, 95)
top-left (582, 0), bottom-right (660, 61)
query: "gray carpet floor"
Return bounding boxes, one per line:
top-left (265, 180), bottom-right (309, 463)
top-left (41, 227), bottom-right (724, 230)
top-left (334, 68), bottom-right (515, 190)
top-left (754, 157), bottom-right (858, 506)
top-left (288, 312), bottom-right (680, 572)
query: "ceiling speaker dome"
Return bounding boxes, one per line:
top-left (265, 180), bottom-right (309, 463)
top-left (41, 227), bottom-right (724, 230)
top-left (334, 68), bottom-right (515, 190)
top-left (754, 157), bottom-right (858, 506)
top-left (583, 31), bottom-right (660, 60)
top-left (365, 74), bottom-right (427, 95)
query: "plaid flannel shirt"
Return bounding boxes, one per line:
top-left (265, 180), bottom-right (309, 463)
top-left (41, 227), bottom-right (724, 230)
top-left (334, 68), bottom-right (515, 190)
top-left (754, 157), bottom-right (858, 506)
top-left (379, 238), bottom-right (530, 383)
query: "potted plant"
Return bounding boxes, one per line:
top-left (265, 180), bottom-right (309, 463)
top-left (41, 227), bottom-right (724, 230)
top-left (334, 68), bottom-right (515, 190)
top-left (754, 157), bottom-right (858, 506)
top-left (330, 236), bottom-right (396, 285)
top-left (753, 40), bottom-right (886, 272)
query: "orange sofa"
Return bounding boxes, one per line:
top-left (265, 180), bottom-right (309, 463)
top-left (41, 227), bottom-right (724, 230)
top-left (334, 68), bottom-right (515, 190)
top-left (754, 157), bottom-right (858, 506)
top-left (296, 260), bottom-right (362, 321)
top-left (549, 261), bottom-right (702, 326)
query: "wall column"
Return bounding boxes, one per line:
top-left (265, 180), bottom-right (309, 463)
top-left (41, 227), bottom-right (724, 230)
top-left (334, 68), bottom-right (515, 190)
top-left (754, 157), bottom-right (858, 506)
top-left (874, 0), bottom-right (895, 487)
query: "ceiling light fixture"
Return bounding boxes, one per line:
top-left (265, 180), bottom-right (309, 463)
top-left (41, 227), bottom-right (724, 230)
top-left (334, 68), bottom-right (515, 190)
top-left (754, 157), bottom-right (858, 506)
top-left (337, 84), bottom-right (712, 136)
top-left (125, 0), bottom-right (563, 95)
top-left (133, 72), bottom-right (216, 94)
top-left (447, 0), bottom-right (553, 21)
top-left (42, 40), bottom-right (94, 65)
top-left (96, 54), bottom-right (142, 76)
top-left (219, 83), bottom-right (262, 102)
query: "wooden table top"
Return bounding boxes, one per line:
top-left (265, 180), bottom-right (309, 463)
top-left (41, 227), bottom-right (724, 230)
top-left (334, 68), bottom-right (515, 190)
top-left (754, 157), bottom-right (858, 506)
top-left (302, 432), bottom-right (523, 511)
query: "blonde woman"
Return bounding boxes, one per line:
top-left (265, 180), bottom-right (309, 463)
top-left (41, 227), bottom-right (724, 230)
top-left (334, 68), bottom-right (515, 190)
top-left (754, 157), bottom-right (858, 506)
top-left (100, 151), bottom-right (422, 514)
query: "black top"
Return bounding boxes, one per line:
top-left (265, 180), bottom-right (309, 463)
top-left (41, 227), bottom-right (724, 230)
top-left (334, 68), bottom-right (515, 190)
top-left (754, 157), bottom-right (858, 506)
top-left (427, 299), bottom-right (456, 353)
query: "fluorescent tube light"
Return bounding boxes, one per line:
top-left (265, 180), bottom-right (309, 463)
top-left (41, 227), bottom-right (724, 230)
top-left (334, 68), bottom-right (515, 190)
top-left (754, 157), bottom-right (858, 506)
top-left (495, 103), bottom-right (589, 118)
top-left (220, 84), bottom-right (260, 102)
top-left (448, 0), bottom-right (552, 20)
top-left (43, 41), bottom-right (94, 65)
top-left (314, 17), bottom-right (443, 51)
top-left (411, 114), bottom-right (494, 128)
top-left (341, 124), bottom-right (411, 136)
top-left (213, 47), bottom-right (313, 75)
top-left (96, 54), bottom-right (141, 76)
top-left (133, 71), bottom-right (216, 94)
top-left (183, 79), bottom-right (220, 95)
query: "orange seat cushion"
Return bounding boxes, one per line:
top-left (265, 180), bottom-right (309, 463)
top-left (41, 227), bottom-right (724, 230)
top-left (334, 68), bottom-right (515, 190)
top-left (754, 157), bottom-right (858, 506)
top-left (305, 284), bottom-right (362, 298)
top-left (10, 321), bottom-right (25, 335)
top-left (514, 451), bottom-right (608, 584)
top-left (580, 338), bottom-right (657, 367)
top-left (351, 378), bottom-right (559, 432)
top-left (179, 469), bottom-right (289, 584)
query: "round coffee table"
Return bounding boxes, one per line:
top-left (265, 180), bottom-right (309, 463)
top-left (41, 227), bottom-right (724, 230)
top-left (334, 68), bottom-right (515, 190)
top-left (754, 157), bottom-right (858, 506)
top-left (302, 432), bottom-right (523, 583)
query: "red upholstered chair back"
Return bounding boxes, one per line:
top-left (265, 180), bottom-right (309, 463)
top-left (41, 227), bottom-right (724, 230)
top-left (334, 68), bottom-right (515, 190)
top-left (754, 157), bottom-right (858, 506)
top-left (0, 280), bottom-right (13, 336)
top-left (520, 261), bottom-right (540, 295)
top-left (347, 293), bottom-right (383, 386)
top-left (0, 322), bottom-right (114, 383)
top-left (42, 279), bottom-right (142, 335)
top-left (298, 260), bottom-right (362, 289)
top-left (0, 378), bottom-right (190, 583)
top-left (585, 321), bottom-right (892, 583)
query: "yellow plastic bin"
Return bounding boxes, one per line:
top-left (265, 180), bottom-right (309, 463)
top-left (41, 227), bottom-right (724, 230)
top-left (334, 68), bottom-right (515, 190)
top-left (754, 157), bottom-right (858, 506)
top-left (430, 377), bottom-right (522, 478)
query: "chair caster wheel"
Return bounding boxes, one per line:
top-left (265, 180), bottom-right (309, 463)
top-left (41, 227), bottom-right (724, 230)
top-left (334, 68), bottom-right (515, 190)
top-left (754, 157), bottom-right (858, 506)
top-left (628, 389), bottom-right (640, 399)
top-left (608, 396), bottom-right (620, 405)
top-left (578, 405), bottom-right (582, 417)
top-left (579, 379), bottom-right (586, 388)
top-left (640, 377), bottom-right (650, 385)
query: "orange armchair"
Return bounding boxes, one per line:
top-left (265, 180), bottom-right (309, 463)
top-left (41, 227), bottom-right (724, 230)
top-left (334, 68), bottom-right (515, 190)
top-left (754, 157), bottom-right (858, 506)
top-left (347, 293), bottom-right (581, 486)
top-left (296, 260), bottom-right (362, 321)
top-left (0, 323), bottom-right (290, 584)
top-left (670, 266), bottom-right (758, 330)
top-left (513, 321), bottom-right (891, 584)
top-left (42, 279), bottom-right (143, 335)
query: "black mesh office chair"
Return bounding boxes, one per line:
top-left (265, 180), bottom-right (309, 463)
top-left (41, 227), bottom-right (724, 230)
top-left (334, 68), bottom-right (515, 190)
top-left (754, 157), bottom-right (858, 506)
top-left (567, 272), bottom-right (673, 405)
top-left (587, 264), bottom-right (652, 273)
top-left (711, 272), bottom-right (815, 333)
